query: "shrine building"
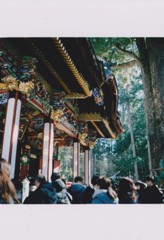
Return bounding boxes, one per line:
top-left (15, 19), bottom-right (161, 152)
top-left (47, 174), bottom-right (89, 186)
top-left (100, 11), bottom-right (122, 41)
top-left (0, 38), bottom-right (123, 185)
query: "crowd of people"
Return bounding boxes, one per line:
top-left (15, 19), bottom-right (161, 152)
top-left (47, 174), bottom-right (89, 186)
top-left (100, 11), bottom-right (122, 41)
top-left (0, 158), bottom-right (163, 204)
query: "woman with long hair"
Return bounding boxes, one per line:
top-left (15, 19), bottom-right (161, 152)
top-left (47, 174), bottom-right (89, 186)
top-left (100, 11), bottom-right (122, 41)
top-left (0, 170), bottom-right (19, 204)
top-left (0, 158), bottom-right (11, 177)
top-left (0, 158), bottom-right (19, 204)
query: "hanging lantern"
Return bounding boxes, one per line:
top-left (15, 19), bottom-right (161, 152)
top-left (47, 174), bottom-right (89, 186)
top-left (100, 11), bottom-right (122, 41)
top-left (42, 117), bottom-right (54, 181)
top-left (1, 90), bottom-right (22, 179)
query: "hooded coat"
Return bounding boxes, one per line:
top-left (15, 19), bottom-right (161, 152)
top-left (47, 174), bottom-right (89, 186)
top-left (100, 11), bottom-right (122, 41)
top-left (24, 182), bottom-right (57, 204)
top-left (68, 183), bottom-right (86, 204)
top-left (52, 179), bottom-right (72, 204)
top-left (92, 192), bottom-right (118, 204)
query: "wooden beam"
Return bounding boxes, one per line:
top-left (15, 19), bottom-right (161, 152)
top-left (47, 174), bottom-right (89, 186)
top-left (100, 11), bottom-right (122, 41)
top-left (78, 113), bottom-right (103, 121)
top-left (53, 38), bottom-right (91, 97)
top-left (90, 121), bottom-right (105, 138)
top-left (29, 40), bottom-right (72, 95)
top-left (64, 92), bottom-right (88, 99)
top-left (102, 119), bottom-right (117, 139)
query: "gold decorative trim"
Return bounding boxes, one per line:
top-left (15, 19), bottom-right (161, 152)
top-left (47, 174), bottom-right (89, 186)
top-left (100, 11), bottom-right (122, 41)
top-left (19, 81), bottom-right (34, 97)
top-left (51, 109), bottom-right (64, 122)
top-left (90, 121), bottom-right (105, 138)
top-left (65, 92), bottom-right (88, 99)
top-left (0, 83), bottom-right (8, 89)
top-left (78, 113), bottom-right (103, 121)
top-left (78, 133), bottom-right (88, 141)
top-left (89, 141), bottom-right (96, 149)
top-left (29, 40), bottom-right (72, 95)
top-left (1, 75), bottom-right (34, 96)
top-left (53, 38), bottom-right (91, 97)
top-left (1, 75), bottom-right (19, 91)
top-left (102, 119), bottom-right (117, 139)
top-left (79, 139), bottom-right (88, 147)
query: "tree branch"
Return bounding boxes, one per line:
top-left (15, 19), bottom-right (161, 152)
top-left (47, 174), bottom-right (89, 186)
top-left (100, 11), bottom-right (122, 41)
top-left (135, 38), bottom-right (147, 65)
top-left (111, 60), bottom-right (138, 70)
top-left (115, 44), bottom-right (141, 65)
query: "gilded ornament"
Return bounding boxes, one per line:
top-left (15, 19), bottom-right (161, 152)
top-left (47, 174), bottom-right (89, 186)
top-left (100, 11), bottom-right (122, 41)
top-left (51, 109), bottom-right (64, 122)
top-left (1, 75), bottom-right (19, 91)
top-left (19, 81), bottom-right (34, 96)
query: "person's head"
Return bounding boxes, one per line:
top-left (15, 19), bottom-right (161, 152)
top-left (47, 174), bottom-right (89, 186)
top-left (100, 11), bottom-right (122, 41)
top-left (97, 177), bottom-right (112, 190)
top-left (119, 177), bottom-right (136, 193)
top-left (145, 176), bottom-right (154, 187)
top-left (35, 175), bottom-right (46, 188)
top-left (91, 175), bottom-right (100, 188)
top-left (51, 172), bottom-right (61, 183)
top-left (118, 177), bottom-right (137, 203)
top-left (97, 177), bottom-right (117, 200)
top-left (0, 158), bottom-right (10, 177)
top-left (0, 170), bottom-right (19, 203)
top-left (74, 176), bottom-right (83, 184)
top-left (135, 181), bottom-right (146, 190)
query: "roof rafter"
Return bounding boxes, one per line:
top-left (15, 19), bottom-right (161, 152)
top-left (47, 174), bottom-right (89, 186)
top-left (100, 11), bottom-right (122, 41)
top-left (90, 121), bottom-right (105, 138)
top-left (29, 40), bottom-right (72, 94)
top-left (53, 38), bottom-right (91, 97)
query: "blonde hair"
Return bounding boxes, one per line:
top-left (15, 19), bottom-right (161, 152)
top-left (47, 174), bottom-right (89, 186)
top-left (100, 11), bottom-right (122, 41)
top-left (0, 158), bottom-right (11, 177)
top-left (0, 170), bottom-right (19, 204)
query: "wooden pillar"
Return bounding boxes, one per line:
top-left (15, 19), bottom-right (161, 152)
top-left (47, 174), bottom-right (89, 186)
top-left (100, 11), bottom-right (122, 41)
top-left (77, 141), bottom-right (80, 176)
top-left (91, 151), bottom-right (95, 177)
top-left (42, 117), bottom-right (54, 181)
top-left (84, 147), bottom-right (91, 185)
top-left (1, 91), bottom-right (22, 179)
top-left (84, 147), bottom-right (89, 185)
top-left (88, 148), bottom-right (91, 184)
top-left (73, 139), bottom-right (80, 180)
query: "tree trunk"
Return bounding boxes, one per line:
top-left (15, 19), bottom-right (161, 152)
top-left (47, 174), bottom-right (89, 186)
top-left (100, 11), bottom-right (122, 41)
top-left (125, 86), bottom-right (139, 180)
top-left (121, 103), bottom-right (126, 123)
top-left (147, 135), bottom-right (153, 176)
top-left (136, 38), bottom-right (164, 170)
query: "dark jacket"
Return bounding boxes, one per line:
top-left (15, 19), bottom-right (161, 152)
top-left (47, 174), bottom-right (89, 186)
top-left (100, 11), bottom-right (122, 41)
top-left (92, 192), bottom-right (118, 204)
top-left (142, 185), bottom-right (163, 204)
top-left (80, 185), bottom-right (95, 204)
top-left (52, 179), bottom-right (72, 204)
top-left (24, 182), bottom-right (57, 204)
top-left (68, 183), bottom-right (86, 204)
top-left (118, 192), bottom-right (137, 204)
top-left (136, 189), bottom-right (145, 203)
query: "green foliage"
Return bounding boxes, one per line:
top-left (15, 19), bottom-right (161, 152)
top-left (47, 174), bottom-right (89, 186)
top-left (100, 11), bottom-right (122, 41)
top-left (58, 146), bottom-right (73, 181)
top-left (113, 74), bottom-right (149, 180)
top-left (91, 37), bottom-right (137, 64)
top-left (91, 38), bottom-right (149, 181)
top-left (93, 138), bottom-right (117, 177)
top-left (93, 138), bottom-right (111, 158)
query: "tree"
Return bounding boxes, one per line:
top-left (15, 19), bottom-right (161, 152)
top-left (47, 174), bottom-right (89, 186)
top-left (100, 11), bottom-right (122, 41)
top-left (92, 138), bottom-right (116, 177)
top-left (136, 38), bottom-right (164, 170)
top-left (58, 146), bottom-right (73, 181)
top-left (113, 75), bottom-right (149, 181)
top-left (91, 38), bottom-right (164, 170)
